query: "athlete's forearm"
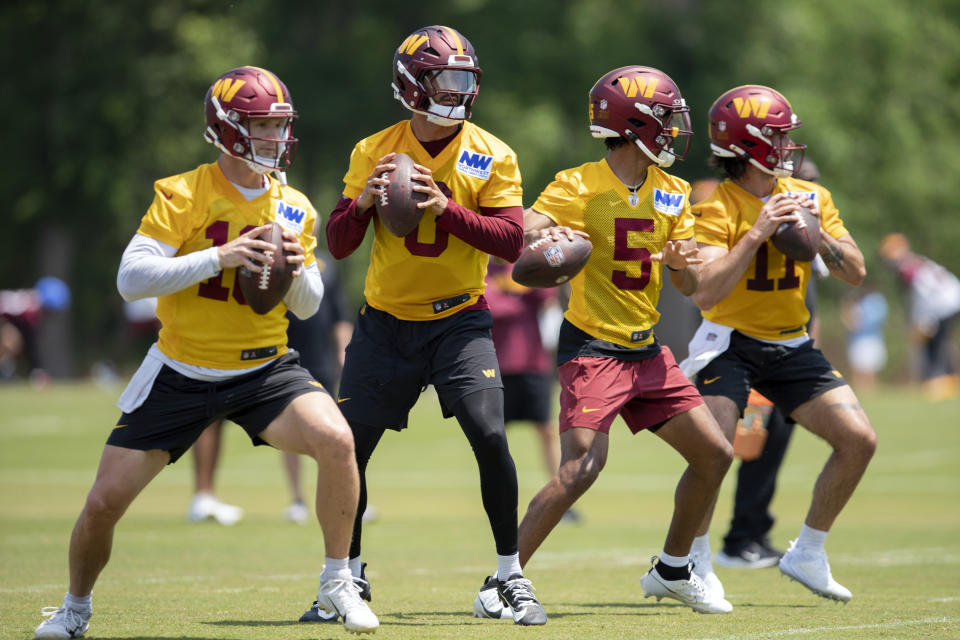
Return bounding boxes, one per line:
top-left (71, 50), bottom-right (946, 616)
top-left (117, 234), bottom-right (222, 301)
top-left (693, 230), bottom-right (766, 310)
top-left (820, 233), bottom-right (866, 286)
top-left (436, 203), bottom-right (524, 262)
top-left (326, 196), bottom-right (372, 259)
top-left (670, 264), bottom-right (699, 297)
top-left (283, 262), bottom-right (324, 319)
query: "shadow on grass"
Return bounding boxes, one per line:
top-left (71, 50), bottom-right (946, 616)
top-left (575, 600), bottom-right (821, 611)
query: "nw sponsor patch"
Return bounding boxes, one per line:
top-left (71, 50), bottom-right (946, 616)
top-left (456, 149), bottom-right (494, 180)
top-left (275, 201), bottom-right (307, 234)
top-left (787, 190), bottom-right (819, 211)
top-left (652, 188), bottom-right (685, 216)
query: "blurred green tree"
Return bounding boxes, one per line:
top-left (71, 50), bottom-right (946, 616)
top-left (2, 0), bottom-right (957, 375)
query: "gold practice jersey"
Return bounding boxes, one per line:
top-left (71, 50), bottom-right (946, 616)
top-left (137, 162), bottom-right (318, 368)
top-left (532, 159), bottom-right (694, 348)
top-left (694, 177), bottom-right (848, 340)
top-left (342, 120), bottom-right (522, 320)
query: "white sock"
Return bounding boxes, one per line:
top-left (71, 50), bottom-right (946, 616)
top-left (320, 557), bottom-right (350, 582)
top-left (64, 592), bottom-right (92, 615)
top-left (796, 524), bottom-right (828, 551)
top-left (691, 533), bottom-right (711, 555)
top-left (658, 551), bottom-right (689, 568)
top-left (349, 557), bottom-right (363, 579)
top-left (497, 553), bottom-right (522, 580)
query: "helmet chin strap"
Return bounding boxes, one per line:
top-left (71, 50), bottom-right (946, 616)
top-left (748, 157), bottom-right (793, 178)
top-left (630, 135), bottom-right (674, 167)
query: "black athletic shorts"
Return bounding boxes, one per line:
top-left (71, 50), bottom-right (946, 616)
top-left (107, 351), bottom-right (326, 463)
top-left (337, 304), bottom-right (502, 431)
top-left (503, 372), bottom-right (553, 425)
top-left (695, 331), bottom-right (847, 417)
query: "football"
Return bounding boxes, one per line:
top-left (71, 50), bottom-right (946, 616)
top-left (375, 152), bottom-right (428, 237)
top-left (771, 206), bottom-right (820, 262)
top-left (511, 234), bottom-right (593, 288)
top-left (237, 222), bottom-right (294, 314)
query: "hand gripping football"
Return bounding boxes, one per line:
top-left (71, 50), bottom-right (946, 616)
top-left (237, 222), bottom-right (294, 314)
top-left (375, 152), bottom-right (428, 237)
top-left (511, 234), bottom-right (593, 288)
top-left (771, 206), bottom-right (820, 262)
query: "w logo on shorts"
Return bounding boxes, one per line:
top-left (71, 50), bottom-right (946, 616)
top-left (481, 369), bottom-right (496, 378)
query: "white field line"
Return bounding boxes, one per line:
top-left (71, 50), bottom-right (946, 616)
top-left (685, 617), bottom-right (959, 640)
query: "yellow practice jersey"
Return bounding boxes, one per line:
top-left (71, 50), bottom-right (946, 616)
top-left (694, 177), bottom-right (848, 340)
top-left (137, 162), bottom-right (318, 368)
top-left (343, 120), bottom-right (522, 320)
top-left (532, 159), bottom-right (694, 348)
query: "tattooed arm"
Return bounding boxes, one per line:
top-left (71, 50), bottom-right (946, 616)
top-left (819, 230), bottom-right (866, 286)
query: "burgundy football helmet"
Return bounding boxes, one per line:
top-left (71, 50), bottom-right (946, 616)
top-left (204, 66), bottom-right (298, 173)
top-left (391, 25), bottom-right (482, 125)
top-left (708, 85), bottom-right (805, 178)
top-left (589, 66), bottom-right (692, 167)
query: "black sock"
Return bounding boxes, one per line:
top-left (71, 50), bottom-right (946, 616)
top-left (655, 560), bottom-right (691, 581)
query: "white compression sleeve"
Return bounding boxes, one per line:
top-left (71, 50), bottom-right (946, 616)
top-left (283, 261), bottom-right (324, 319)
top-left (116, 234), bottom-right (222, 301)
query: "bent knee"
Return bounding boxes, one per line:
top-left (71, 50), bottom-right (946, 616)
top-left (303, 420), bottom-right (355, 460)
top-left (701, 439), bottom-right (734, 478)
top-left (84, 489), bottom-right (129, 524)
top-left (559, 455), bottom-right (605, 493)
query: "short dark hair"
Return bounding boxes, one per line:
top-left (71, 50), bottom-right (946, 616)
top-left (604, 137), bottom-right (629, 151)
top-left (710, 155), bottom-right (747, 180)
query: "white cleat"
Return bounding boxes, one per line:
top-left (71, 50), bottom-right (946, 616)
top-left (779, 540), bottom-right (852, 603)
top-left (690, 547), bottom-right (726, 600)
top-left (187, 493), bottom-right (243, 526)
top-left (473, 575), bottom-right (512, 619)
top-left (318, 575), bottom-right (379, 634)
top-left (285, 501), bottom-right (309, 524)
top-left (34, 606), bottom-right (90, 639)
top-left (641, 560), bottom-right (733, 614)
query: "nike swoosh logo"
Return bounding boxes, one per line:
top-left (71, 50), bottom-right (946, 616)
top-left (114, 424), bottom-right (128, 429)
top-left (581, 407), bottom-right (602, 413)
top-left (337, 397), bottom-right (350, 403)
top-left (703, 376), bottom-right (721, 384)
top-left (161, 191), bottom-right (173, 200)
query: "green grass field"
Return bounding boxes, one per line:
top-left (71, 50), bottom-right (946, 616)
top-left (2, 381), bottom-right (958, 639)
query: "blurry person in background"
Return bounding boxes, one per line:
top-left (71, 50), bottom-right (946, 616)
top-left (879, 232), bottom-right (960, 400)
top-left (0, 277), bottom-right (71, 388)
top-left (840, 285), bottom-right (888, 392)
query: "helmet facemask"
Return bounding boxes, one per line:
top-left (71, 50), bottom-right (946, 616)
top-left (205, 97), bottom-right (297, 174)
top-left (629, 101), bottom-right (693, 167)
top-left (393, 57), bottom-right (480, 125)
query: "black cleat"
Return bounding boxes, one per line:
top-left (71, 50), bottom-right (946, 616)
top-left (497, 574), bottom-right (547, 626)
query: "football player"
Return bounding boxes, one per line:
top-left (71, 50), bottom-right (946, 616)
top-left (681, 85), bottom-right (876, 603)
top-left (34, 67), bottom-right (378, 639)
top-left (478, 65), bottom-right (736, 615)
top-left (297, 26), bottom-right (546, 626)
